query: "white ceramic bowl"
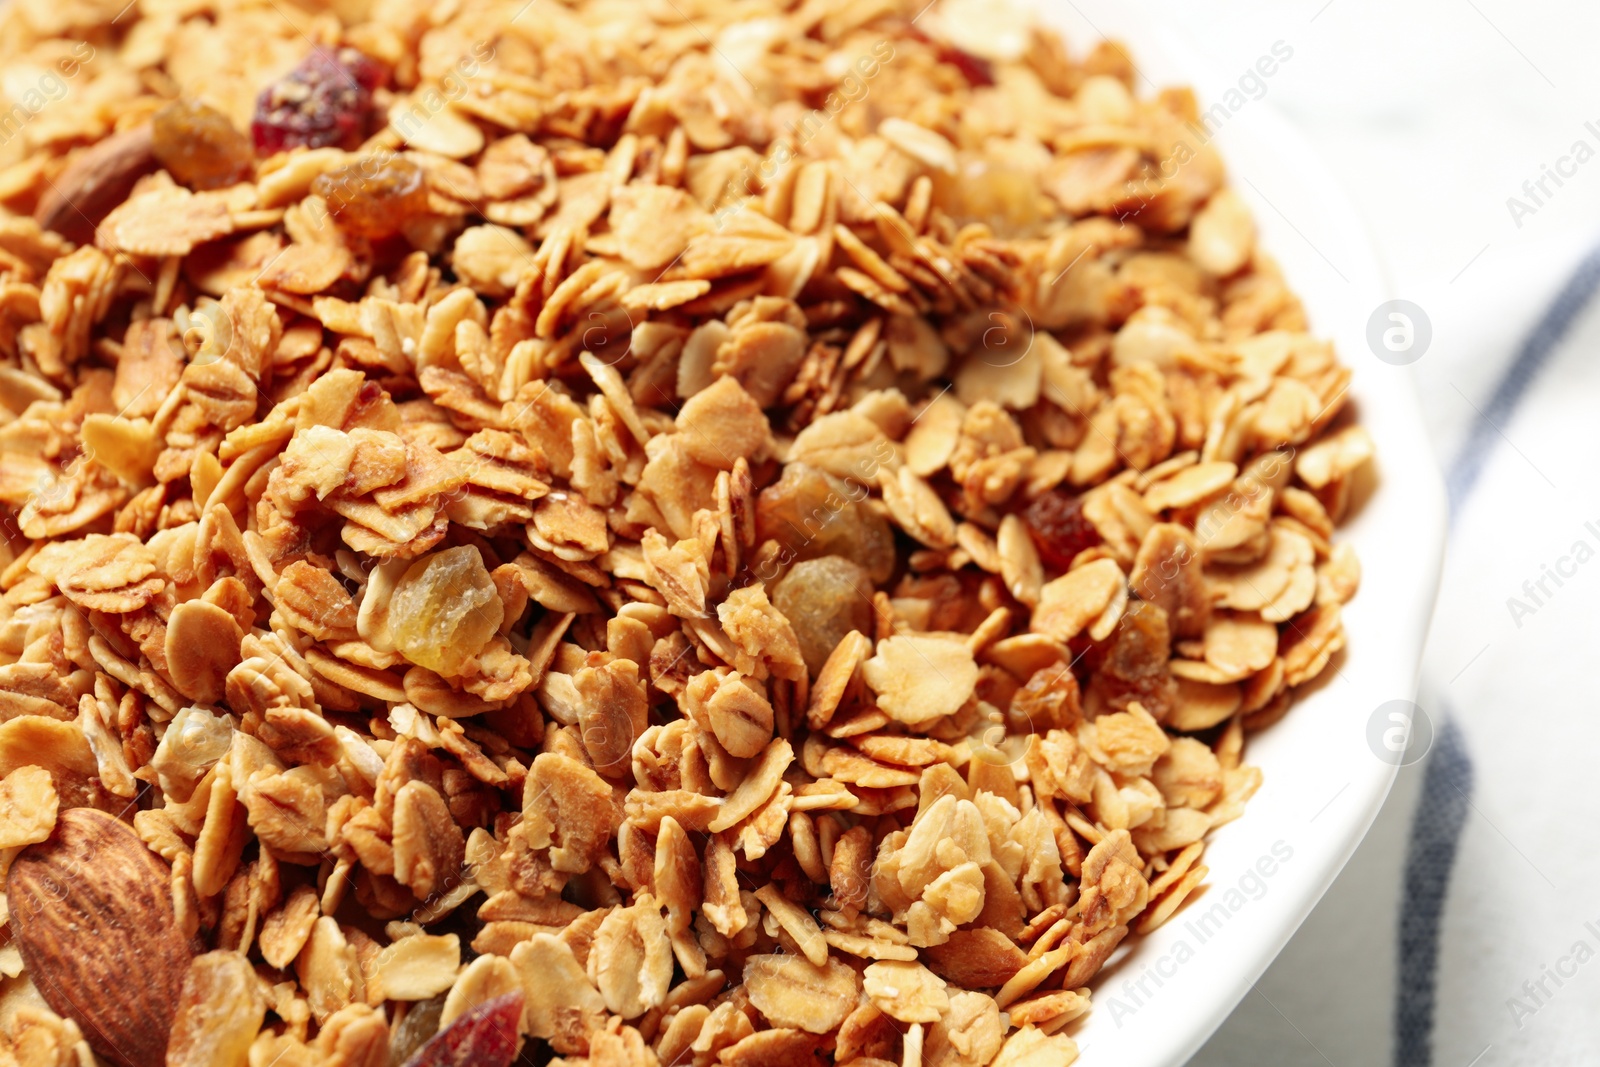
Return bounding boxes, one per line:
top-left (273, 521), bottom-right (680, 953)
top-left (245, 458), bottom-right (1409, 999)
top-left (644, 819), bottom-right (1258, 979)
top-left (1019, 3), bottom-right (1448, 1063)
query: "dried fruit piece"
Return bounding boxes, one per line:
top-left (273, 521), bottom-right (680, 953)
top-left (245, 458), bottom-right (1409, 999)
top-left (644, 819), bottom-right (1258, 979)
top-left (1088, 599), bottom-right (1176, 719)
top-left (389, 546), bottom-right (504, 677)
top-left (771, 556), bottom-right (878, 676)
top-left (1022, 489), bottom-right (1101, 570)
top-left (312, 155), bottom-right (429, 239)
top-left (389, 996), bottom-right (445, 1066)
top-left (166, 951), bottom-right (266, 1067)
top-left (151, 100), bottom-right (253, 190)
top-left (757, 463), bottom-right (897, 583)
top-left (400, 990), bottom-right (523, 1067)
top-left (252, 47), bottom-right (384, 155)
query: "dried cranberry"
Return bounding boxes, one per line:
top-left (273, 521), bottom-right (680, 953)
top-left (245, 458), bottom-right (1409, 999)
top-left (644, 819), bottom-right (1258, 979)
top-left (311, 154), bottom-right (427, 238)
top-left (900, 23), bottom-right (997, 87)
top-left (936, 44), bottom-right (995, 87)
top-left (151, 101), bottom-right (253, 190)
top-left (1022, 489), bottom-right (1100, 570)
top-left (400, 991), bottom-right (523, 1067)
top-left (251, 47), bottom-right (385, 156)
top-left (334, 48), bottom-right (387, 92)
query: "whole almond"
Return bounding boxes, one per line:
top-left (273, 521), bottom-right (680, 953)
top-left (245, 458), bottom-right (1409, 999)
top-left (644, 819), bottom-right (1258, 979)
top-left (7, 807), bottom-right (193, 1067)
top-left (32, 126), bottom-right (156, 242)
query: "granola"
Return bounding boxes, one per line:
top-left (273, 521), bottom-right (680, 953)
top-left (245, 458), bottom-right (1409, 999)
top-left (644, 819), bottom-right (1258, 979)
top-left (0, 0), bottom-right (1369, 1063)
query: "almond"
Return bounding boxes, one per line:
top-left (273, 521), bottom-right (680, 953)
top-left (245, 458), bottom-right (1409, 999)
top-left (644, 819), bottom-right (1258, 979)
top-left (7, 807), bottom-right (193, 1067)
top-left (33, 126), bottom-right (156, 242)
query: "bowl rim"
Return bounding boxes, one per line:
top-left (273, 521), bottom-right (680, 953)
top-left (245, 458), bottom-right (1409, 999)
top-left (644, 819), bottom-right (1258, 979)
top-left (1018, 4), bottom-right (1449, 1063)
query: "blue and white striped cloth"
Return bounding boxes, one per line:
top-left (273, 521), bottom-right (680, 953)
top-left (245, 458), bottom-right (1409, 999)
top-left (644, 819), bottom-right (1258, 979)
top-left (1192, 231), bottom-right (1600, 1067)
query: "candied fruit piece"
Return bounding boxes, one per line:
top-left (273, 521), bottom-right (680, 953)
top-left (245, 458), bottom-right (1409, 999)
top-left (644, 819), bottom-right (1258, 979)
top-left (251, 47), bottom-right (384, 155)
top-left (151, 101), bottom-right (253, 190)
top-left (389, 545), bottom-right (504, 677)
top-left (311, 155), bottom-right (427, 239)
top-left (756, 463), bottom-right (896, 584)
top-left (772, 555), bottom-right (877, 676)
top-left (1023, 489), bottom-right (1100, 570)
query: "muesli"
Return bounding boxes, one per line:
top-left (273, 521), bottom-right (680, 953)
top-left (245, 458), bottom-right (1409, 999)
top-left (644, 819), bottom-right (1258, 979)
top-left (0, 0), bottom-right (1370, 1063)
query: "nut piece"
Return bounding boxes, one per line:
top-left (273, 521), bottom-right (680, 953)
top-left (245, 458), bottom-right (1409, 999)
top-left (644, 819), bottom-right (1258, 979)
top-left (7, 808), bottom-right (193, 1067)
top-left (34, 126), bottom-right (157, 239)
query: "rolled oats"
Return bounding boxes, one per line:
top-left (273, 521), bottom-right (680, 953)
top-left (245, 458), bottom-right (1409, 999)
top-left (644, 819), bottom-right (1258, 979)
top-left (0, 1), bottom-right (1369, 1061)
top-left (743, 953), bottom-right (860, 1033)
top-left (864, 959), bottom-right (950, 1023)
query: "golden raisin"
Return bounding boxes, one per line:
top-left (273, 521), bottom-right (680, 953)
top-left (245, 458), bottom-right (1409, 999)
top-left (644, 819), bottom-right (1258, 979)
top-left (151, 100), bottom-right (253, 190)
top-left (756, 463), bottom-right (896, 584)
top-left (772, 556), bottom-right (877, 676)
top-left (1087, 599), bottom-right (1176, 719)
top-left (311, 154), bottom-right (428, 239)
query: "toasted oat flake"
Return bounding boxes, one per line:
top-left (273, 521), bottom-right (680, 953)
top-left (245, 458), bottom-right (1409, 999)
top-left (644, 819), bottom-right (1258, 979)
top-left (863, 635), bottom-right (979, 726)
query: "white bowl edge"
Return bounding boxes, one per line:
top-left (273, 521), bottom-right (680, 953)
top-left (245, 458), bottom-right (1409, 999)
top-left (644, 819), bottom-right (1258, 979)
top-left (1019, 4), bottom-right (1450, 1063)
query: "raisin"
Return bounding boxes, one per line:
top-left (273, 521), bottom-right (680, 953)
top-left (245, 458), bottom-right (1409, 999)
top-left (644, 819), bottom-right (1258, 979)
top-left (389, 996), bottom-right (444, 1066)
top-left (311, 155), bottom-right (427, 239)
top-left (150, 101), bottom-right (253, 190)
top-left (756, 463), bottom-right (896, 584)
top-left (399, 991), bottom-right (522, 1067)
top-left (771, 556), bottom-right (877, 676)
top-left (251, 47), bottom-right (385, 155)
top-left (1022, 489), bottom-right (1100, 570)
top-left (1012, 664), bottom-right (1082, 732)
top-left (1087, 599), bottom-right (1175, 719)
top-left (388, 546), bottom-right (504, 677)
